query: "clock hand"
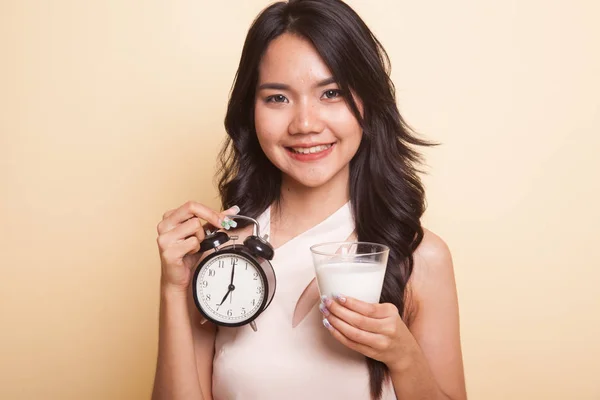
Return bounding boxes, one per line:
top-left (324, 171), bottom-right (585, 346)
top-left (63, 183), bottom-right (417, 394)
top-left (219, 259), bottom-right (237, 309)
top-left (228, 259), bottom-right (236, 305)
top-left (217, 288), bottom-right (232, 308)
top-left (230, 259), bottom-right (236, 285)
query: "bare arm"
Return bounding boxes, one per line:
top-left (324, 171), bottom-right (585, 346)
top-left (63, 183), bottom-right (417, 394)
top-left (321, 229), bottom-right (466, 400)
top-left (151, 284), bottom-right (205, 400)
top-left (389, 229), bottom-right (467, 400)
top-left (189, 283), bottom-right (217, 400)
top-left (151, 202), bottom-right (239, 400)
top-left (151, 270), bottom-right (219, 400)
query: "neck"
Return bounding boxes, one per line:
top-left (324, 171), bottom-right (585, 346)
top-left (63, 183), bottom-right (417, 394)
top-left (271, 167), bottom-right (350, 242)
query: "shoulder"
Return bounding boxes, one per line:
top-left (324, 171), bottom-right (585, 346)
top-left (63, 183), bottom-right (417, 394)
top-left (413, 228), bottom-right (453, 272)
top-left (405, 228), bottom-right (457, 322)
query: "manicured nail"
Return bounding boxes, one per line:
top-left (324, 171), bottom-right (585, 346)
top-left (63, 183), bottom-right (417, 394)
top-left (321, 295), bottom-right (332, 307)
top-left (332, 293), bottom-right (346, 303)
top-left (231, 205), bottom-right (240, 214)
top-left (229, 220), bottom-right (238, 228)
top-left (221, 217), bottom-right (231, 230)
top-left (319, 302), bottom-right (330, 317)
top-left (322, 318), bottom-right (333, 330)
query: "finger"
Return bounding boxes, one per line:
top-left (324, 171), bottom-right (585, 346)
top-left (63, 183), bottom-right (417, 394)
top-left (159, 202), bottom-right (223, 234)
top-left (223, 205), bottom-right (241, 216)
top-left (158, 217), bottom-right (204, 249)
top-left (329, 294), bottom-right (397, 319)
top-left (322, 317), bottom-right (377, 357)
top-left (325, 311), bottom-right (386, 349)
top-left (162, 236), bottom-right (201, 264)
top-left (162, 208), bottom-right (176, 219)
top-left (180, 236), bottom-right (201, 255)
top-left (322, 297), bottom-right (384, 334)
top-left (219, 205), bottom-right (241, 230)
top-left (157, 209), bottom-right (175, 234)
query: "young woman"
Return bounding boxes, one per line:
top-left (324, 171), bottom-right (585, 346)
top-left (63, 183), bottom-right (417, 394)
top-left (152, 0), bottom-right (466, 399)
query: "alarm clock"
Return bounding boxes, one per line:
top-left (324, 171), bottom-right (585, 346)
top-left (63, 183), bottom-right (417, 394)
top-left (192, 215), bottom-right (276, 332)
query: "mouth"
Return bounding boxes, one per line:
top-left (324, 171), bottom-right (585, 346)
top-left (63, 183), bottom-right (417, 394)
top-left (286, 143), bottom-right (334, 154)
top-left (285, 142), bottom-right (336, 161)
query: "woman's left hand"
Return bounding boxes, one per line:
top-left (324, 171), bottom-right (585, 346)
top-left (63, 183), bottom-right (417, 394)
top-left (320, 294), bottom-right (415, 372)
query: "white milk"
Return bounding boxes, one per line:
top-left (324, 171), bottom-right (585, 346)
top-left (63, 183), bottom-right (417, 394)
top-left (315, 262), bottom-right (386, 303)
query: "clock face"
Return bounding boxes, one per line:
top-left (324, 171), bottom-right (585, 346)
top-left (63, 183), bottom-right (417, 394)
top-left (195, 252), bottom-right (266, 325)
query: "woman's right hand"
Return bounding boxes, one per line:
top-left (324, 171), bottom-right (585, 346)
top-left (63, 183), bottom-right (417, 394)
top-left (156, 201), bottom-right (240, 292)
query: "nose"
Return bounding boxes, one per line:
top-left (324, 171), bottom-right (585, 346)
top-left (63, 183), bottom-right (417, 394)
top-left (288, 99), bottom-right (324, 135)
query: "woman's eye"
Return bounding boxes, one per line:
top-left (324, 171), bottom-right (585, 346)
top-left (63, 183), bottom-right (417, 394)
top-left (266, 94), bottom-right (288, 103)
top-left (323, 89), bottom-right (342, 99)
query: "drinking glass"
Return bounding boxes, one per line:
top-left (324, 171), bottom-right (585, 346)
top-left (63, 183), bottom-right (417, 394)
top-left (310, 242), bottom-right (389, 303)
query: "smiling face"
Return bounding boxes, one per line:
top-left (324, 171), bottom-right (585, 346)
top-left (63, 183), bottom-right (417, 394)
top-left (254, 33), bottom-right (363, 190)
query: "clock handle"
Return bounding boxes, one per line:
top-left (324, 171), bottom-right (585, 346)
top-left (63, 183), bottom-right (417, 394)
top-left (223, 215), bottom-right (262, 237)
top-left (223, 214), bottom-right (274, 260)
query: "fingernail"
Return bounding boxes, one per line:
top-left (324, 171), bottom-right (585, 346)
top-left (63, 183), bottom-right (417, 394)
top-left (321, 295), bottom-right (332, 307)
top-left (332, 293), bottom-right (346, 303)
top-left (221, 217), bottom-right (231, 230)
top-left (319, 302), bottom-right (330, 317)
top-left (231, 205), bottom-right (240, 214)
top-left (229, 220), bottom-right (238, 228)
top-left (323, 318), bottom-right (333, 330)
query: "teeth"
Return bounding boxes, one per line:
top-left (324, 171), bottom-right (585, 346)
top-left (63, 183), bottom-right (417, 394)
top-left (291, 144), bottom-right (332, 154)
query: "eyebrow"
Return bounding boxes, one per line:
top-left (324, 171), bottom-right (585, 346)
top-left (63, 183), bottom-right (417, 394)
top-left (257, 77), bottom-right (337, 91)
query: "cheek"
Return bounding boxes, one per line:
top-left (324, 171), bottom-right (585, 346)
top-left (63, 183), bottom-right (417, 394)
top-left (326, 107), bottom-right (362, 143)
top-left (254, 103), bottom-right (290, 146)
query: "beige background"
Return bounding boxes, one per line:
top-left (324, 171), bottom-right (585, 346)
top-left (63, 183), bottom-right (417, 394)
top-left (1, 0), bottom-right (599, 399)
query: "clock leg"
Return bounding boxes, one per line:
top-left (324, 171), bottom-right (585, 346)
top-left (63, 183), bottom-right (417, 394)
top-left (250, 321), bottom-right (258, 332)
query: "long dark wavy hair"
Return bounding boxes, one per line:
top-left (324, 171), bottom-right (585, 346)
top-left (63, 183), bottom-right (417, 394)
top-left (216, 0), bottom-right (430, 398)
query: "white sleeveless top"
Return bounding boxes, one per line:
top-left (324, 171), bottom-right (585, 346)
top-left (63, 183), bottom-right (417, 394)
top-left (211, 202), bottom-right (396, 399)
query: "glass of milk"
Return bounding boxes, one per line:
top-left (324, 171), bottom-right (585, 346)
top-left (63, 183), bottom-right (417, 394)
top-left (310, 242), bottom-right (389, 303)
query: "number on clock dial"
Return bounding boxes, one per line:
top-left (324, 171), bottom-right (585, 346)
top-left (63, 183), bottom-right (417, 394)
top-left (199, 254), bottom-right (264, 321)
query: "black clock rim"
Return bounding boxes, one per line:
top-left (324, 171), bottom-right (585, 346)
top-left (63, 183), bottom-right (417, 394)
top-left (192, 246), bottom-right (271, 328)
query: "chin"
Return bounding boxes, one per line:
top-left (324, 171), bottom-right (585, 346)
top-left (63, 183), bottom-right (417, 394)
top-left (284, 168), bottom-right (346, 190)
top-left (293, 178), bottom-right (330, 189)
top-left (265, 150), bottom-right (351, 190)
